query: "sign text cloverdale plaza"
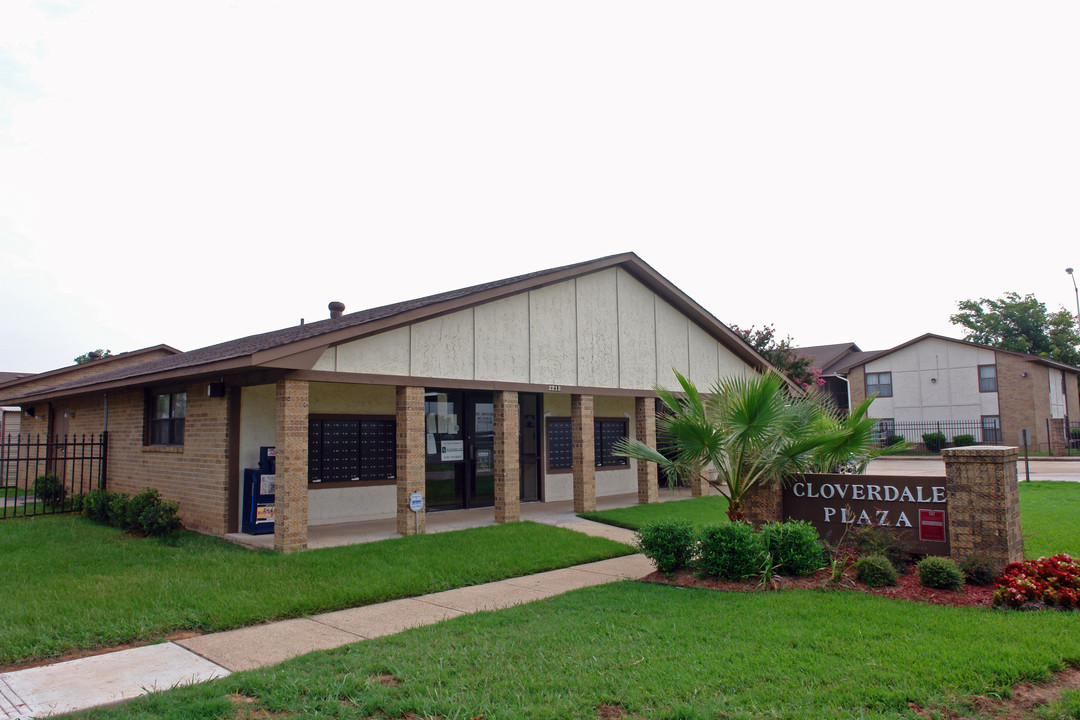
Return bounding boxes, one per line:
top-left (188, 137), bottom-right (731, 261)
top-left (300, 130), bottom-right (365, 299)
top-left (782, 474), bottom-right (950, 552)
top-left (791, 478), bottom-right (945, 527)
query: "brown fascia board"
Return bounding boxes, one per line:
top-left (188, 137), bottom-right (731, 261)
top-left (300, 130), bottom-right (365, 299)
top-left (3, 357), bottom-right (255, 405)
top-left (0, 344), bottom-right (182, 394)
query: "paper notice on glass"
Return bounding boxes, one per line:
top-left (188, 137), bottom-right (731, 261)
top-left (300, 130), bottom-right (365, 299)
top-left (427, 433), bottom-right (437, 455)
top-left (441, 439), bottom-right (464, 462)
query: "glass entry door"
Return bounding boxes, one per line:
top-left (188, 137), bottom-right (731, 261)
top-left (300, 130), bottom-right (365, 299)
top-left (425, 390), bottom-right (495, 510)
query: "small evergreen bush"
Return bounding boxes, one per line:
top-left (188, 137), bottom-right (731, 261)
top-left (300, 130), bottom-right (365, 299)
top-left (855, 554), bottom-right (897, 588)
top-left (951, 434), bottom-right (976, 447)
top-left (83, 488), bottom-right (112, 523)
top-left (130, 488), bottom-right (181, 536)
top-left (960, 555), bottom-right (998, 586)
top-left (70, 493), bottom-right (85, 513)
top-left (697, 523), bottom-right (763, 580)
top-left (885, 434), bottom-right (906, 447)
top-left (917, 556), bottom-right (964, 591)
top-left (33, 473), bottom-right (66, 509)
top-left (848, 525), bottom-right (912, 572)
top-left (922, 432), bottom-right (947, 453)
top-left (108, 494), bottom-right (131, 529)
top-left (760, 520), bottom-right (825, 576)
top-left (636, 519), bottom-right (696, 574)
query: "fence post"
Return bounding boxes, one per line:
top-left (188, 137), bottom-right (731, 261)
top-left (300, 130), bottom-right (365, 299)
top-left (942, 446), bottom-right (1022, 574)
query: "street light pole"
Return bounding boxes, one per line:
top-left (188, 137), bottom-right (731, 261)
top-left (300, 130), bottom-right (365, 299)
top-left (1068, 268), bottom-right (1080, 334)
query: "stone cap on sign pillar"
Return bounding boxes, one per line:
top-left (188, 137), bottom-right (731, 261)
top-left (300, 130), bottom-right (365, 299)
top-left (941, 446), bottom-right (1018, 463)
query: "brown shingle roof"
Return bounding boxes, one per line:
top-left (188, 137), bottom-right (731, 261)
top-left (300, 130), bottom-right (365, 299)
top-left (794, 343), bottom-right (863, 375)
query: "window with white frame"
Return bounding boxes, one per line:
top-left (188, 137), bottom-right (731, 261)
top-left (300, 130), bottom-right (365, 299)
top-left (865, 372), bottom-right (893, 398)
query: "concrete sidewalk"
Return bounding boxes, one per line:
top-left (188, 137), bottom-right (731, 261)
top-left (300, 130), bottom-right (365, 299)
top-left (0, 520), bottom-right (647, 719)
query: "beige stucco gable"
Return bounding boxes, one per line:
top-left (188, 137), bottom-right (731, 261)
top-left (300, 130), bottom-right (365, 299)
top-left (312, 267), bottom-right (754, 391)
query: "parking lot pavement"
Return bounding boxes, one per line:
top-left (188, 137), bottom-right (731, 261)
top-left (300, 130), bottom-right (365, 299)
top-left (867, 457), bottom-right (1080, 482)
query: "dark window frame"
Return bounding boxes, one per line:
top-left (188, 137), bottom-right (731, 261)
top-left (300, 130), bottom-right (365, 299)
top-left (981, 415), bottom-right (1002, 443)
top-left (308, 414), bottom-right (397, 488)
top-left (145, 389), bottom-right (187, 446)
top-left (865, 371), bottom-right (893, 398)
top-left (545, 416), bottom-right (630, 473)
top-left (978, 364), bottom-right (998, 393)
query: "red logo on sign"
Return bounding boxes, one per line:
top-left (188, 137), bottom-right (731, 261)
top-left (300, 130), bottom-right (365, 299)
top-left (918, 509), bottom-right (946, 543)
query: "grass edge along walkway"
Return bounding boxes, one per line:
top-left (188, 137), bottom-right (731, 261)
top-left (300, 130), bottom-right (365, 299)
top-left (0, 516), bottom-right (633, 666)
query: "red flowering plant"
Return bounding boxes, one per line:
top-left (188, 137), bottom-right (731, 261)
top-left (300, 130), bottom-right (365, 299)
top-left (992, 554), bottom-right (1080, 609)
top-left (729, 324), bottom-right (826, 389)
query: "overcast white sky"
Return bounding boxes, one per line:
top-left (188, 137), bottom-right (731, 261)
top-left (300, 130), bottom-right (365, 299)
top-left (2, 1), bottom-right (1078, 373)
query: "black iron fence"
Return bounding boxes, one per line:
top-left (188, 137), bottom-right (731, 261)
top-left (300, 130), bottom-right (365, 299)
top-left (872, 420), bottom-right (997, 454)
top-left (0, 433), bottom-right (107, 519)
top-left (1064, 420), bottom-right (1080, 457)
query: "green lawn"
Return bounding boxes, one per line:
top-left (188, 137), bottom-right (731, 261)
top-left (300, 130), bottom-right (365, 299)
top-left (78, 583), bottom-right (1080, 720)
top-left (1020, 481), bottom-right (1080, 558)
top-left (579, 494), bottom-right (729, 530)
top-left (0, 517), bottom-right (632, 665)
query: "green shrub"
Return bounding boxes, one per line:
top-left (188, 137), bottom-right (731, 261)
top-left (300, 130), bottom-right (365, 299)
top-left (922, 432), bottom-right (947, 453)
top-left (70, 493), bottom-right (85, 513)
top-left (960, 555), bottom-right (998, 586)
top-left (637, 519), bottom-right (696, 574)
top-left (885, 434), bottom-right (906, 447)
top-left (760, 520), bottom-right (825, 576)
top-left (33, 474), bottom-right (66, 509)
top-left (855, 554), bottom-right (897, 588)
top-left (697, 523), bottom-right (763, 580)
top-left (917, 556), bottom-right (964, 591)
top-left (108, 494), bottom-right (131, 528)
top-left (848, 525), bottom-right (912, 572)
top-left (1071, 427), bottom-right (1080, 440)
top-left (951, 434), bottom-right (976, 447)
top-left (130, 488), bottom-right (181, 536)
top-left (83, 488), bottom-right (112, 523)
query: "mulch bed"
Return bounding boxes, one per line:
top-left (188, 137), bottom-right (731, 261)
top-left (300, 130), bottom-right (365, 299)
top-left (643, 565), bottom-right (996, 608)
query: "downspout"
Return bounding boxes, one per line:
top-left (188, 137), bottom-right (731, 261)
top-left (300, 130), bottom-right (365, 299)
top-left (103, 392), bottom-right (109, 432)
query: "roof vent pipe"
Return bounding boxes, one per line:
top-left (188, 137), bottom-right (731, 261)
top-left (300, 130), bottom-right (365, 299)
top-left (329, 301), bottom-right (345, 320)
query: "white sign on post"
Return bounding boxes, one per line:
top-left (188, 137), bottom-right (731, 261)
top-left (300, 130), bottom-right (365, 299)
top-left (409, 492), bottom-right (423, 512)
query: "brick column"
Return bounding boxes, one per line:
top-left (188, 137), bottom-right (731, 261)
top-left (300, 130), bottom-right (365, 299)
top-left (274, 379), bottom-right (308, 553)
top-left (688, 474), bottom-right (709, 497)
top-left (1048, 418), bottom-right (1068, 457)
top-left (943, 446), bottom-right (1023, 573)
top-left (635, 397), bottom-right (658, 504)
top-left (741, 476), bottom-right (783, 528)
top-left (396, 386), bottom-right (426, 535)
top-left (494, 390), bottom-right (520, 523)
top-left (571, 394), bottom-right (596, 513)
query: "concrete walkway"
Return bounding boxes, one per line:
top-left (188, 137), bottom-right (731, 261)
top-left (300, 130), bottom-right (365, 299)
top-left (0, 520), bottom-right (648, 719)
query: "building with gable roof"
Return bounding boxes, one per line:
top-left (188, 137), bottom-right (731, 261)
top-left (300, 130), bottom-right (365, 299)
top-left (2, 253), bottom-right (781, 550)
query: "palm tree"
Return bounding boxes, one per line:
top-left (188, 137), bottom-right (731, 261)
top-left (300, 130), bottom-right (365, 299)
top-left (614, 370), bottom-right (842, 522)
top-left (809, 395), bottom-right (910, 474)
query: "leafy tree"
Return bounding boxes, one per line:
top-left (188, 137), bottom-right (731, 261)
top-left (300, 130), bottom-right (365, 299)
top-left (949, 292), bottom-right (1080, 367)
top-left (614, 370), bottom-right (844, 522)
top-left (74, 349), bottom-right (112, 364)
top-left (730, 324), bottom-right (824, 389)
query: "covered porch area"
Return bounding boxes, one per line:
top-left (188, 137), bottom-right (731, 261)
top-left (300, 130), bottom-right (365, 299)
top-left (228, 486), bottom-right (703, 551)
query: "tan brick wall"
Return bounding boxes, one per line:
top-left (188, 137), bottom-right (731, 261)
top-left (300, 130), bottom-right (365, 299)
top-left (1068, 371), bottom-right (1080, 421)
top-left (741, 476), bottom-right (783, 528)
top-left (848, 366), bottom-right (866, 410)
top-left (1048, 417), bottom-right (1068, 457)
top-left (274, 379), bottom-right (308, 552)
top-left (997, 352), bottom-right (1048, 450)
top-left (396, 386), bottom-right (426, 535)
top-left (942, 446), bottom-right (1022, 573)
top-left (101, 384), bottom-right (234, 535)
top-left (0, 349), bottom-right (175, 404)
top-left (494, 390), bottom-right (520, 523)
top-left (634, 397), bottom-right (658, 504)
top-left (571, 394), bottom-right (596, 513)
